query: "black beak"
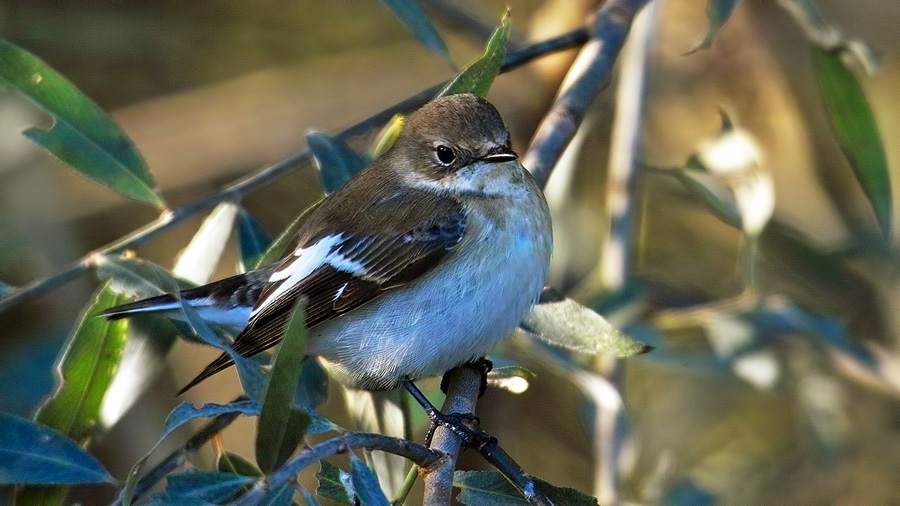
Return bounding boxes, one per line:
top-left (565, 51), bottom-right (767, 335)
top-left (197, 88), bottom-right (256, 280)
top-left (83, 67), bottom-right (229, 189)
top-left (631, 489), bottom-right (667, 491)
top-left (482, 146), bottom-right (518, 163)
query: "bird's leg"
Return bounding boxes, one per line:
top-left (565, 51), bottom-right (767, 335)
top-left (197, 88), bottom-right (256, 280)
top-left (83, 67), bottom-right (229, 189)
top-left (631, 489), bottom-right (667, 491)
top-left (402, 378), bottom-right (495, 449)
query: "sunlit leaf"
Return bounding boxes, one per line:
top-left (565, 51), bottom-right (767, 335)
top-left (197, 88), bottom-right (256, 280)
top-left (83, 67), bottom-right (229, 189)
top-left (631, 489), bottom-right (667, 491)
top-left (0, 413), bottom-right (114, 485)
top-left (454, 471), bottom-right (599, 506)
top-left (165, 471), bottom-right (254, 503)
top-left (0, 39), bottom-right (164, 208)
top-left (16, 282), bottom-right (127, 504)
top-left (237, 208), bottom-right (273, 273)
top-left (255, 199), bottom-right (323, 269)
top-left (350, 455), bottom-right (390, 506)
top-left (812, 46), bottom-right (891, 237)
top-left (368, 114), bottom-right (405, 160)
top-left (439, 10), bottom-right (510, 98)
top-left (520, 288), bottom-right (652, 357)
top-left (381, 0), bottom-right (453, 65)
top-left (316, 461), bottom-right (355, 505)
top-left (486, 365), bottom-right (534, 394)
top-left (685, 0), bottom-right (741, 54)
top-left (256, 301), bottom-right (310, 473)
top-left (307, 131), bottom-right (366, 195)
top-left (173, 202), bottom-right (238, 285)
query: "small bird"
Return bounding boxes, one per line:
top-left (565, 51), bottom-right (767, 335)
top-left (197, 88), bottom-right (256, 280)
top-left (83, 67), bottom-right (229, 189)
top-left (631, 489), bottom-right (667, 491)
top-left (102, 93), bottom-right (553, 395)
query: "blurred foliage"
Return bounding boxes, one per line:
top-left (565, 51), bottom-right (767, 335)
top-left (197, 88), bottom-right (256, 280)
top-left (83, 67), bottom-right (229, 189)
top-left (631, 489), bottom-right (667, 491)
top-left (0, 0), bottom-right (898, 505)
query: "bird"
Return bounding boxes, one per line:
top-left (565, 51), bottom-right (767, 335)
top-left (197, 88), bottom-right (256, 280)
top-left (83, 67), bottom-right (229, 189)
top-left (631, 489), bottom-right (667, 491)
top-left (101, 93), bottom-right (553, 397)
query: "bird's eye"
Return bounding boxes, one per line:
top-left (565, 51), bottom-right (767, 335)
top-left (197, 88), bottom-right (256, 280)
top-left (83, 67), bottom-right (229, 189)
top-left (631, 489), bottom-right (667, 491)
top-left (435, 145), bottom-right (455, 165)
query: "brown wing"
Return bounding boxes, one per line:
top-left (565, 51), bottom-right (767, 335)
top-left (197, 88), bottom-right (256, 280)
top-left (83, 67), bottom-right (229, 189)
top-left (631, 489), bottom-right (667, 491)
top-left (177, 187), bottom-right (465, 394)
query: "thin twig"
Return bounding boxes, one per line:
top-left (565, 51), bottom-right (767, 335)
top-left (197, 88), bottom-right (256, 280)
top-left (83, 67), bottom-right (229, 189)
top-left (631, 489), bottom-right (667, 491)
top-left (523, 0), bottom-right (652, 190)
top-left (0, 27), bottom-right (588, 316)
top-left (113, 410), bottom-right (242, 506)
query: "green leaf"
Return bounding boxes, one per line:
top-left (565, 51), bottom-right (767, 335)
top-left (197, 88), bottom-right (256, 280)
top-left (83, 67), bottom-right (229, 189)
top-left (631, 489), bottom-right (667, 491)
top-left (350, 455), bottom-right (390, 506)
top-left (257, 483), bottom-right (296, 506)
top-left (439, 10), bottom-right (510, 98)
top-left (294, 359), bottom-right (329, 410)
top-left (674, 168), bottom-right (742, 229)
top-left (316, 461), bottom-right (355, 505)
top-left (812, 46), bottom-right (891, 237)
top-left (237, 208), bottom-right (273, 273)
top-left (162, 400), bottom-right (259, 442)
top-left (367, 114), bottom-right (405, 160)
top-left (486, 365), bottom-right (534, 394)
top-left (520, 288), bottom-right (652, 357)
top-left (0, 413), bottom-right (114, 486)
top-left (685, 0), bottom-right (741, 54)
top-left (381, 0), bottom-right (453, 65)
top-left (256, 301), bottom-right (311, 473)
top-left (217, 451), bottom-right (262, 478)
top-left (173, 202), bottom-right (238, 285)
top-left (300, 487), bottom-right (322, 506)
top-left (255, 200), bottom-right (323, 269)
top-left (307, 131), bottom-right (367, 195)
top-left (165, 471), bottom-right (254, 503)
top-left (454, 471), bottom-right (599, 506)
top-left (0, 39), bottom-right (164, 208)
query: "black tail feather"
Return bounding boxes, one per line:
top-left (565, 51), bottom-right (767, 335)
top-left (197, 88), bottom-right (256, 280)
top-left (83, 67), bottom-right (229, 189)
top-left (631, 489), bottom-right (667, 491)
top-left (176, 352), bottom-right (235, 395)
top-left (98, 294), bottom-right (179, 319)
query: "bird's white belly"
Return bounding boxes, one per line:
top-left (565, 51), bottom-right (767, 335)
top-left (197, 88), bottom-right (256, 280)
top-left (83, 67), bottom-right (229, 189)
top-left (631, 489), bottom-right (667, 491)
top-left (308, 211), bottom-right (550, 390)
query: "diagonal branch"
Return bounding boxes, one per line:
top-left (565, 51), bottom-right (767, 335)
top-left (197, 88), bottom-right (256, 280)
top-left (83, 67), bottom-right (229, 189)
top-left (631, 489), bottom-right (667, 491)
top-left (0, 27), bottom-right (588, 316)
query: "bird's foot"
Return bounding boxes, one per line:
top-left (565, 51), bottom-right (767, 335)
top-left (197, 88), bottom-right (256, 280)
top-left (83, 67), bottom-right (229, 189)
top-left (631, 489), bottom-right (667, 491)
top-left (441, 357), bottom-right (493, 398)
top-left (423, 410), bottom-right (495, 449)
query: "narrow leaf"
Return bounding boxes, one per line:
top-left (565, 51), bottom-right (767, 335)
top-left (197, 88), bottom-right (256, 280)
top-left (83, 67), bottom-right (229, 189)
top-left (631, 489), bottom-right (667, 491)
top-left (812, 46), bottom-right (891, 237)
top-left (33, 282), bottom-right (129, 442)
top-left (685, 0), bottom-right (741, 55)
top-left (381, 0), bottom-right (453, 65)
top-left (165, 471), bottom-right (254, 503)
top-left (674, 168), bottom-right (742, 228)
top-left (307, 131), bottom-right (366, 195)
top-left (162, 400), bottom-right (259, 442)
top-left (367, 114), bottom-right (405, 160)
top-left (96, 255), bottom-right (193, 301)
top-left (300, 487), bottom-right (322, 506)
top-left (255, 200), bottom-right (323, 269)
top-left (454, 471), bottom-right (599, 506)
top-left (316, 461), bottom-right (355, 505)
top-left (520, 288), bottom-right (652, 357)
top-left (0, 39), bottom-right (164, 207)
top-left (0, 412), bottom-right (114, 485)
top-left (294, 359), bottom-right (329, 410)
top-left (257, 483), bottom-right (296, 506)
top-left (439, 10), bottom-right (510, 98)
top-left (256, 301), bottom-right (311, 473)
top-left (486, 366), bottom-right (534, 394)
top-left (217, 451), bottom-right (262, 478)
top-left (173, 202), bottom-right (238, 285)
top-left (350, 455), bottom-right (390, 506)
top-left (237, 208), bottom-right (273, 273)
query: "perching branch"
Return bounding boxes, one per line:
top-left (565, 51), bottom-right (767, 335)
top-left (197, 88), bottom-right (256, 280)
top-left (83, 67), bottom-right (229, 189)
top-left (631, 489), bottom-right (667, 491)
top-left (0, 26), bottom-right (589, 315)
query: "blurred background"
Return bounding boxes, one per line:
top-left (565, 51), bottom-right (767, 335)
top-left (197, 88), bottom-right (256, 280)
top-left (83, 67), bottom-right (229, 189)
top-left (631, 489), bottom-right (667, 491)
top-left (1, 0), bottom-right (899, 504)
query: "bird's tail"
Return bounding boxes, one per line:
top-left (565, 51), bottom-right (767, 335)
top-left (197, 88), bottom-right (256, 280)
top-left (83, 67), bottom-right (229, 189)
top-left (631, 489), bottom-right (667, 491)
top-left (176, 352), bottom-right (234, 395)
top-left (98, 293), bottom-right (181, 320)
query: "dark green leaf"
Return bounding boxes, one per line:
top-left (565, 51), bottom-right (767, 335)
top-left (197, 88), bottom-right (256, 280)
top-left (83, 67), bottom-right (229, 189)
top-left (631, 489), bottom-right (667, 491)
top-left (237, 208), bottom-right (273, 273)
top-left (256, 301), bottom-right (310, 473)
top-left (307, 131), bottom-right (366, 195)
top-left (439, 10), bottom-right (510, 98)
top-left (165, 471), bottom-right (254, 503)
top-left (0, 413), bottom-right (114, 485)
top-left (454, 471), bottom-right (599, 506)
top-left (685, 0), bottom-right (741, 54)
top-left (217, 451), bottom-right (262, 478)
top-left (381, 0), bottom-right (453, 65)
top-left (316, 461), bottom-right (354, 505)
top-left (520, 289), bottom-right (652, 357)
top-left (162, 400), bottom-right (259, 442)
top-left (812, 46), bottom-right (891, 237)
top-left (0, 39), bottom-right (164, 208)
top-left (255, 200), bottom-right (323, 269)
top-left (293, 359), bottom-right (329, 410)
top-left (350, 455), bottom-right (390, 506)
top-left (95, 255), bottom-right (193, 300)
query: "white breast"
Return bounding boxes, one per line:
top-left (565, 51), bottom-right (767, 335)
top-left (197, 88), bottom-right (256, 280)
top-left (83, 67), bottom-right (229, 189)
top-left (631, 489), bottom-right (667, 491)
top-left (308, 197), bottom-right (552, 390)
